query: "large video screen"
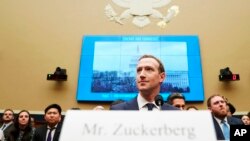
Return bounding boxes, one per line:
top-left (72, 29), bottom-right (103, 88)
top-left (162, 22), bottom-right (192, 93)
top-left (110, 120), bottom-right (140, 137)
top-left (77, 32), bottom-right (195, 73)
top-left (76, 35), bottom-right (204, 102)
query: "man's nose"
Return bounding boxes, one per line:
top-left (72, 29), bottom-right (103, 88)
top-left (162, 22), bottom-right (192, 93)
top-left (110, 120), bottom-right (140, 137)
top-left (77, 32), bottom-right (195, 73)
top-left (139, 69), bottom-right (146, 76)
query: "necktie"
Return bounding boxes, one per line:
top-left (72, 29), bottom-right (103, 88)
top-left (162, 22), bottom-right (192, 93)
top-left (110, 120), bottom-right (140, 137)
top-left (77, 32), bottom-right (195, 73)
top-left (146, 103), bottom-right (154, 111)
top-left (47, 128), bottom-right (55, 141)
top-left (221, 120), bottom-right (230, 140)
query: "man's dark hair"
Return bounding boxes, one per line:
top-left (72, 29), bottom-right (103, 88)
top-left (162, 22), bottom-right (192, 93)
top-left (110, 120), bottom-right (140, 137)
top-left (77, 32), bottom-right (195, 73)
top-left (167, 93), bottom-right (185, 105)
top-left (44, 103), bottom-right (62, 114)
top-left (138, 54), bottom-right (165, 73)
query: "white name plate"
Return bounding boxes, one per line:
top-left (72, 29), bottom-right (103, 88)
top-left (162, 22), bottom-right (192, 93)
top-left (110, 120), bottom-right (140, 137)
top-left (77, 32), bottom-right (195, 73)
top-left (60, 110), bottom-right (216, 141)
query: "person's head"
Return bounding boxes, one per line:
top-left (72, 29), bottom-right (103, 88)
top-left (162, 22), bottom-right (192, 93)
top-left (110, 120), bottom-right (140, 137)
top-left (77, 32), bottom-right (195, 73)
top-left (241, 115), bottom-right (250, 125)
top-left (14, 110), bottom-right (32, 130)
top-left (167, 93), bottom-right (186, 110)
top-left (207, 94), bottom-right (228, 120)
top-left (44, 104), bottom-right (62, 127)
top-left (186, 105), bottom-right (198, 111)
top-left (136, 55), bottom-right (166, 101)
top-left (2, 109), bottom-right (14, 123)
top-left (226, 103), bottom-right (236, 116)
top-left (93, 105), bottom-right (105, 110)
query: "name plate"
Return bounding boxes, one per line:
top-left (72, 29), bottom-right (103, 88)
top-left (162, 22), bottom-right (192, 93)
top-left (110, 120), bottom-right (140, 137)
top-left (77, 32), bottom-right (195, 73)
top-left (60, 110), bottom-right (216, 141)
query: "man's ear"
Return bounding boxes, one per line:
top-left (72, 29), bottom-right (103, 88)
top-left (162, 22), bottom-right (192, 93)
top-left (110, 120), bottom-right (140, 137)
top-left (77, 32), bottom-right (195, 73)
top-left (159, 72), bottom-right (166, 83)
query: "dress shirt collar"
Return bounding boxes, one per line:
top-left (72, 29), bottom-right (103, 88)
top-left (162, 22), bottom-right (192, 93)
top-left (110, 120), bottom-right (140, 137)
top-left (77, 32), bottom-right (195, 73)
top-left (137, 93), bottom-right (159, 110)
top-left (47, 124), bottom-right (58, 130)
top-left (214, 116), bottom-right (228, 125)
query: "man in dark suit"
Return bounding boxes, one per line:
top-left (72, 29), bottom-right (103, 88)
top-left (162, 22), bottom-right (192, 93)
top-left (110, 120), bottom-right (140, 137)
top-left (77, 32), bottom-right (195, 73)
top-left (33, 104), bottom-right (63, 141)
top-left (207, 94), bottom-right (243, 140)
top-left (110, 54), bottom-right (178, 111)
top-left (0, 109), bottom-right (15, 139)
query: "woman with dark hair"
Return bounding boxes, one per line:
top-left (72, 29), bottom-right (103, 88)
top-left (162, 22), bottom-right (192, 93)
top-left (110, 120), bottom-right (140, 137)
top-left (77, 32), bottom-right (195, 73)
top-left (5, 110), bottom-right (35, 141)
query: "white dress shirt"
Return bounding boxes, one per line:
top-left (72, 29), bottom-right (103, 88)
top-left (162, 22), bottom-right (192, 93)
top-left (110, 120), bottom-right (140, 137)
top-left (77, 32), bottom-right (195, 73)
top-left (137, 93), bottom-right (160, 111)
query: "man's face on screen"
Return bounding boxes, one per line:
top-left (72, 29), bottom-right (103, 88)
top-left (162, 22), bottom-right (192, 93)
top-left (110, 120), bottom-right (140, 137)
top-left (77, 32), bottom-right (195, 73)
top-left (136, 58), bottom-right (165, 94)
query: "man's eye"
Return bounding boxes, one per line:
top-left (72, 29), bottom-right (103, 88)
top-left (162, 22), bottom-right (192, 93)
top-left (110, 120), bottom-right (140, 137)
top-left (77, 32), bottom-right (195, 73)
top-left (146, 68), bottom-right (152, 71)
top-left (214, 101), bottom-right (219, 105)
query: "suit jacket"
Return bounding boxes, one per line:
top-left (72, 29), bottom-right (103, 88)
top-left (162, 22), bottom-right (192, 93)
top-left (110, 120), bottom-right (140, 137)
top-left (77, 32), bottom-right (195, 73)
top-left (1, 123), bottom-right (14, 139)
top-left (110, 97), bottom-right (179, 110)
top-left (212, 116), bottom-right (243, 140)
top-left (33, 122), bottom-right (62, 141)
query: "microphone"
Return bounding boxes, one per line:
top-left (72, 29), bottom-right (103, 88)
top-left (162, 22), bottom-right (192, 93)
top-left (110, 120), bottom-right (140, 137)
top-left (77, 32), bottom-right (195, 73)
top-left (154, 95), bottom-right (164, 110)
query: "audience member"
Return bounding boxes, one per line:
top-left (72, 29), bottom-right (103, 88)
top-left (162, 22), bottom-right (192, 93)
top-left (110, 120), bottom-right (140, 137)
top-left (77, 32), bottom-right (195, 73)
top-left (167, 93), bottom-right (186, 110)
top-left (5, 110), bottom-right (35, 141)
top-left (186, 105), bottom-right (198, 111)
top-left (0, 109), bottom-right (15, 138)
top-left (110, 54), bottom-right (178, 111)
top-left (207, 94), bottom-right (243, 140)
top-left (33, 103), bottom-right (63, 141)
top-left (226, 102), bottom-right (236, 116)
top-left (247, 111), bottom-right (250, 118)
top-left (241, 115), bottom-right (250, 125)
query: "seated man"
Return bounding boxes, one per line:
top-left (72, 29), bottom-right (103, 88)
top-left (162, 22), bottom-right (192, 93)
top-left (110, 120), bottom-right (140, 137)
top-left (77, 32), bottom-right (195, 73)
top-left (0, 109), bottom-right (15, 139)
top-left (33, 104), bottom-right (63, 141)
top-left (207, 94), bottom-right (243, 140)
